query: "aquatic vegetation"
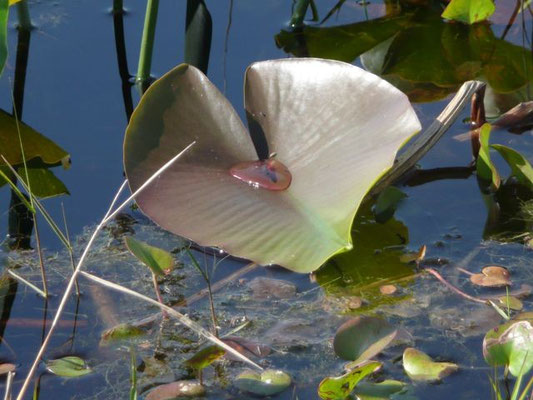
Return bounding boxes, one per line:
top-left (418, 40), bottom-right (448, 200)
top-left (442, 0), bottom-right (496, 24)
top-left (124, 59), bottom-right (421, 273)
top-left (402, 348), bottom-right (458, 382)
top-left (317, 361), bottom-right (380, 400)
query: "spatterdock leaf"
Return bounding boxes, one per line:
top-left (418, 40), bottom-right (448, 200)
top-left (124, 59), bottom-right (421, 273)
top-left (124, 236), bottom-right (174, 276)
top-left (318, 361), bottom-right (381, 400)
top-left (0, 110), bottom-right (69, 167)
top-left (441, 0), bottom-right (495, 24)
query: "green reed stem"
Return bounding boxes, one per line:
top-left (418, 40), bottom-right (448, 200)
top-left (136, 0), bottom-right (159, 89)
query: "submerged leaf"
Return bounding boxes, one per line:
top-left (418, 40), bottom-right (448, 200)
top-left (318, 361), bottom-right (381, 400)
top-left (498, 296), bottom-right (523, 311)
top-left (45, 356), bottom-right (92, 377)
top-left (234, 369), bottom-right (291, 396)
top-left (145, 380), bottom-right (205, 400)
top-left (333, 316), bottom-right (397, 364)
top-left (123, 60), bottom-right (421, 273)
top-left (124, 236), bottom-right (174, 276)
top-left (442, 0), bottom-right (495, 24)
top-left (373, 186), bottom-right (407, 223)
top-left (402, 348), bottom-right (458, 382)
top-left (184, 345), bottom-right (225, 370)
top-left (483, 319), bottom-right (533, 376)
top-left (100, 323), bottom-right (145, 344)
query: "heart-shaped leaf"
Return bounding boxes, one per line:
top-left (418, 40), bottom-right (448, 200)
top-left (45, 356), bottom-right (92, 378)
top-left (124, 236), bottom-right (174, 276)
top-left (442, 0), bottom-right (495, 24)
top-left (483, 319), bottom-right (533, 377)
top-left (145, 380), bottom-right (205, 400)
top-left (234, 369), bottom-right (291, 396)
top-left (124, 59), bottom-right (421, 273)
top-left (470, 265), bottom-right (511, 287)
top-left (333, 316), bottom-right (398, 363)
top-left (318, 361), bottom-right (381, 400)
top-left (402, 348), bottom-right (458, 382)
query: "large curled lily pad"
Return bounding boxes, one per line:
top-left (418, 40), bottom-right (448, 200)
top-left (483, 318), bottom-right (533, 377)
top-left (123, 59), bottom-right (420, 273)
top-left (402, 348), bottom-right (458, 382)
top-left (234, 369), bottom-right (291, 396)
top-left (318, 361), bottom-right (381, 400)
top-left (333, 316), bottom-right (398, 363)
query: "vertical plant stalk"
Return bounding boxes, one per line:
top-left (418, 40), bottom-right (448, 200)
top-left (15, 143), bottom-right (196, 400)
top-left (151, 272), bottom-right (167, 318)
top-left (136, 0), bottom-right (159, 90)
top-left (129, 347), bottom-right (137, 400)
top-left (61, 203), bottom-right (80, 296)
top-left (3, 370), bottom-right (14, 400)
top-left (112, 0), bottom-right (134, 122)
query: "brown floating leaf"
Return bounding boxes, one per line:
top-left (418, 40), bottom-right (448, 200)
top-left (221, 336), bottom-right (271, 361)
top-left (470, 265), bottom-right (511, 287)
top-left (380, 285), bottom-right (397, 295)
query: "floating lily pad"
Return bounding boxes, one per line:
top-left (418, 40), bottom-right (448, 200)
top-left (184, 345), bottom-right (225, 370)
top-left (333, 316), bottom-right (397, 364)
top-left (234, 369), bottom-right (291, 396)
top-left (483, 319), bottom-right (533, 377)
top-left (441, 0), bottom-right (495, 24)
top-left (498, 296), bottom-right (523, 311)
top-left (45, 356), bottom-right (92, 377)
top-left (221, 336), bottom-right (271, 360)
top-left (145, 380), bottom-right (205, 400)
top-left (470, 265), bottom-right (511, 287)
top-left (123, 60), bottom-right (421, 273)
top-left (402, 348), bottom-right (458, 382)
top-left (124, 236), bottom-right (174, 276)
top-left (318, 361), bottom-right (381, 400)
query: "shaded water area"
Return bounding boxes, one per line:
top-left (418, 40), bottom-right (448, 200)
top-left (0, 0), bottom-right (532, 398)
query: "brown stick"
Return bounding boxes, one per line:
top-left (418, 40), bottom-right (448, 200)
top-left (425, 268), bottom-right (487, 304)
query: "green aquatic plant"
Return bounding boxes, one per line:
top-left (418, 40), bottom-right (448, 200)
top-left (123, 58), bottom-right (421, 273)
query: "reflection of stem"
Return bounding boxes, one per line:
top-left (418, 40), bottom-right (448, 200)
top-left (500, 0), bottom-right (522, 41)
top-left (223, 0), bottom-right (233, 94)
top-left (136, 0), bottom-right (159, 90)
top-left (424, 268), bottom-right (486, 304)
top-left (112, 0), bottom-right (134, 122)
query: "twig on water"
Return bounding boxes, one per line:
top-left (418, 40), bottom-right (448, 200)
top-left (425, 268), bottom-right (487, 304)
top-left (79, 270), bottom-right (262, 370)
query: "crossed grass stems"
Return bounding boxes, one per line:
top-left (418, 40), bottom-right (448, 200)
top-left (0, 79), bottom-right (501, 399)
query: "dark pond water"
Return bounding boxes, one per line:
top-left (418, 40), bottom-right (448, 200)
top-left (0, 0), bottom-right (532, 399)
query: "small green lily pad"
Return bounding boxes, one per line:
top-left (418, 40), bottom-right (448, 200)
top-left (234, 369), bottom-right (291, 396)
top-left (483, 319), bottom-right (533, 377)
top-left (318, 361), bottom-right (381, 400)
top-left (442, 0), bottom-right (495, 24)
top-left (124, 236), bottom-right (174, 276)
top-left (45, 356), bottom-right (92, 377)
top-left (333, 316), bottom-right (398, 364)
top-left (184, 345), bottom-right (225, 371)
top-left (402, 348), bottom-right (458, 382)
